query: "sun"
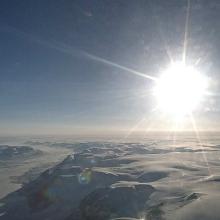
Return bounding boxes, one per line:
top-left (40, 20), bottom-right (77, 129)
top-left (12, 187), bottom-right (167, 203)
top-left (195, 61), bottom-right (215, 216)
top-left (153, 62), bottom-right (208, 118)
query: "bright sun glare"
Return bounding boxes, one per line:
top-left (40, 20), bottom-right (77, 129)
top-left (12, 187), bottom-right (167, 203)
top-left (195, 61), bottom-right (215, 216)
top-left (154, 62), bottom-right (208, 118)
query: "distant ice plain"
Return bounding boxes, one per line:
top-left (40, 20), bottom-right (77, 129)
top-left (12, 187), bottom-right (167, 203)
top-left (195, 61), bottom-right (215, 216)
top-left (0, 132), bottom-right (220, 219)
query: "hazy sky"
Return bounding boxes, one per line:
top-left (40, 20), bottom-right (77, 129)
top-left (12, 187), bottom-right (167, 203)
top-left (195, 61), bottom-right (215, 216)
top-left (0, 0), bottom-right (220, 135)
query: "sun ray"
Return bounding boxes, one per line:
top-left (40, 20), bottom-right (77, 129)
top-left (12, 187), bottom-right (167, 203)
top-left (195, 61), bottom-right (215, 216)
top-left (83, 52), bottom-right (157, 81)
top-left (2, 25), bottom-right (156, 82)
top-left (189, 113), bottom-right (212, 175)
top-left (123, 116), bottom-right (147, 140)
top-left (182, 0), bottom-right (191, 64)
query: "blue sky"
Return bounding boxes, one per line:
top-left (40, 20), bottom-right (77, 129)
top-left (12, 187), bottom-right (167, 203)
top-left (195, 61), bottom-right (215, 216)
top-left (0, 0), bottom-right (219, 135)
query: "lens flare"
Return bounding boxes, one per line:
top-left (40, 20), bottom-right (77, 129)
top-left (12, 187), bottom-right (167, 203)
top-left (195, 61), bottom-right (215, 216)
top-left (78, 168), bottom-right (92, 185)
